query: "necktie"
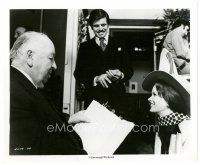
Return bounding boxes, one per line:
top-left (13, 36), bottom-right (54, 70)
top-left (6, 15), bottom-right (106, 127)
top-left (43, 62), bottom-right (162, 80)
top-left (99, 38), bottom-right (106, 51)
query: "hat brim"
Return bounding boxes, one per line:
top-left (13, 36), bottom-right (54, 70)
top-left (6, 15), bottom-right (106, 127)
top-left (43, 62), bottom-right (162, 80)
top-left (142, 71), bottom-right (190, 111)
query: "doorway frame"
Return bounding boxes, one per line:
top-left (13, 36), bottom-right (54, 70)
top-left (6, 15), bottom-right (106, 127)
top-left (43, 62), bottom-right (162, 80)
top-left (62, 10), bottom-right (79, 115)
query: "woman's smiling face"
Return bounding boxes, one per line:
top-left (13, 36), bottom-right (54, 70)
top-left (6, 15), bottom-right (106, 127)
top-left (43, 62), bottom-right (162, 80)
top-left (148, 85), bottom-right (169, 114)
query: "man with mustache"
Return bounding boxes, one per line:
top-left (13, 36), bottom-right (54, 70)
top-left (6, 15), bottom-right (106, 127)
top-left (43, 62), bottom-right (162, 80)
top-left (74, 9), bottom-right (133, 116)
top-left (10, 31), bottom-right (86, 154)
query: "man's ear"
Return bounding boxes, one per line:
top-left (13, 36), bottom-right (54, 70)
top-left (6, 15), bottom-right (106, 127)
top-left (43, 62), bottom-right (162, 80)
top-left (26, 50), bottom-right (33, 67)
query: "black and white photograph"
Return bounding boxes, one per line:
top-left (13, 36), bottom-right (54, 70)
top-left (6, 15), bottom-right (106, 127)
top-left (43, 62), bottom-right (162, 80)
top-left (0, 0), bottom-right (199, 164)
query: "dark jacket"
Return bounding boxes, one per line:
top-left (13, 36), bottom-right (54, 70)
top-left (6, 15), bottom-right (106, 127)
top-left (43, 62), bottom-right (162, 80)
top-left (10, 67), bottom-right (87, 155)
top-left (74, 36), bottom-right (133, 106)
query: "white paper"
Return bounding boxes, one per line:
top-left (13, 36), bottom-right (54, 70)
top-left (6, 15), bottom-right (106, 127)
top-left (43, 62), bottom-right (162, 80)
top-left (73, 100), bottom-right (134, 155)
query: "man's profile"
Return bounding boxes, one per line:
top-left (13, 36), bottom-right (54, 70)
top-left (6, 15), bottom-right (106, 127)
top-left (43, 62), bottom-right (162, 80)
top-left (10, 31), bottom-right (86, 155)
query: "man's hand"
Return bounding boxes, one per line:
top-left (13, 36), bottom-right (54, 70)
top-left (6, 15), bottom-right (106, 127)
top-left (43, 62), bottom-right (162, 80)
top-left (106, 69), bottom-right (123, 81)
top-left (68, 110), bottom-right (91, 124)
top-left (96, 74), bottom-right (112, 88)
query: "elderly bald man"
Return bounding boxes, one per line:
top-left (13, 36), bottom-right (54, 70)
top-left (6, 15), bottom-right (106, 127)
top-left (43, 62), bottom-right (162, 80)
top-left (10, 31), bottom-right (86, 155)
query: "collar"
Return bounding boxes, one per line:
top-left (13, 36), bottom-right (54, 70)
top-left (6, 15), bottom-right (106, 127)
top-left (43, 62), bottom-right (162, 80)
top-left (173, 27), bottom-right (183, 37)
top-left (156, 112), bottom-right (190, 126)
top-left (11, 65), bottom-right (37, 89)
top-left (95, 34), bottom-right (109, 46)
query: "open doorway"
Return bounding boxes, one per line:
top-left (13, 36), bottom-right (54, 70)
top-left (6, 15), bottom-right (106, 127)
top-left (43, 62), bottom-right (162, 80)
top-left (110, 29), bottom-right (154, 94)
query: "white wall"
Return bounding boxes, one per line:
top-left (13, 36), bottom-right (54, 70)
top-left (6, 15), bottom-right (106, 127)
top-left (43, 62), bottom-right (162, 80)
top-left (126, 61), bottom-right (153, 94)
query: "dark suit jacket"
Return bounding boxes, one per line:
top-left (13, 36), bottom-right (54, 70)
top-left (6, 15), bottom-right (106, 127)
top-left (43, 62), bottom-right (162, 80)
top-left (74, 36), bottom-right (133, 107)
top-left (10, 67), bottom-right (86, 155)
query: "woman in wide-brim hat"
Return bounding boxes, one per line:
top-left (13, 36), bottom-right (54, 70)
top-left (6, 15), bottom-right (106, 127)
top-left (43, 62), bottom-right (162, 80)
top-left (142, 71), bottom-right (190, 154)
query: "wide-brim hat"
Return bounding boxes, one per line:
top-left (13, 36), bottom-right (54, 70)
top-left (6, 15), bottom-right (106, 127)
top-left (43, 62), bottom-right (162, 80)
top-left (142, 71), bottom-right (190, 112)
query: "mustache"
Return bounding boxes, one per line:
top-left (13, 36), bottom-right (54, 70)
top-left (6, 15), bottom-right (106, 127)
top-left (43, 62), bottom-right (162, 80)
top-left (97, 30), bottom-right (106, 33)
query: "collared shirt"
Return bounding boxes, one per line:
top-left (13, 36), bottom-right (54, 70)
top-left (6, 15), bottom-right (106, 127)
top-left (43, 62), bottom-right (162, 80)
top-left (94, 34), bottom-right (108, 86)
top-left (93, 33), bottom-right (124, 86)
top-left (163, 28), bottom-right (190, 59)
top-left (95, 33), bottom-right (109, 47)
top-left (11, 65), bottom-right (37, 89)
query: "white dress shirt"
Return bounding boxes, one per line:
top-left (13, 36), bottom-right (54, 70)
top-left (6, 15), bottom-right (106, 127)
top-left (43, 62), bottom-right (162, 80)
top-left (93, 34), bottom-right (124, 86)
top-left (95, 34), bottom-right (109, 46)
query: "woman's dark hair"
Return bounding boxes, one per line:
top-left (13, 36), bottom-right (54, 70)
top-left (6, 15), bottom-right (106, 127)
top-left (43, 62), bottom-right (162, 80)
top-left (155, 82), bottom-right (190, 116)
top-left (88, 9), bottom-right (110, 27)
